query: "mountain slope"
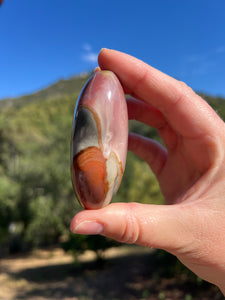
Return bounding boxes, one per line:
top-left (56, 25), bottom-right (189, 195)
top-left (0, 73), bottom-right (90, 110)
top-left (0, 73), bottom-right (224, 254)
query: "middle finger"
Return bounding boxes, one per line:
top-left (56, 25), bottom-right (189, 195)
top-left (127, 97), bottom-right (177, 150)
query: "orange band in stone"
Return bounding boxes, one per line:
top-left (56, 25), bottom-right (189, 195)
top-left (73, 147), bottom-right (108, 208)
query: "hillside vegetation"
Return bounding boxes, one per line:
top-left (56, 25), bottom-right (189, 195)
top-left (0, 74), bottom-right (224, 256)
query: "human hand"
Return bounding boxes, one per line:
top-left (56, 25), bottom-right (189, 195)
top-left (70, 49), bottom-right (225, 293)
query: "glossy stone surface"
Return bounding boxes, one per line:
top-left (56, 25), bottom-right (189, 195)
top-left (71, 71), bottom-right (128, 209)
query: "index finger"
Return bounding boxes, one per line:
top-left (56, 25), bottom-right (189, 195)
top-left (98, 49), bottom-right (222, 138)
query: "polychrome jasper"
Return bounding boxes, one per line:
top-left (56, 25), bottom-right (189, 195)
top-left (71, 71), bottom-right (128, 209)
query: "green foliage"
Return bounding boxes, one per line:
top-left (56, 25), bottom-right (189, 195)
top-left (0, 91), bottom-right (80, 252)
top-left (25, 196), bottom-right (65, 246)
top-left (62, 233), bottom-right (120, 261)
top-left (0, 74), bottom-right (224, 259)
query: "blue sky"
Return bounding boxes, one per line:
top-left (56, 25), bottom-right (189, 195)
top-left (1, 0), bottom-right (225, 99)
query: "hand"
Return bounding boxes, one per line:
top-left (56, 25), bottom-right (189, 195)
top-left (70, 49), bottom-right (225, 293)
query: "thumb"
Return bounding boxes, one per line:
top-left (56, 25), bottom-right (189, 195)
top-left (70, 202), bottom-right (191, 254)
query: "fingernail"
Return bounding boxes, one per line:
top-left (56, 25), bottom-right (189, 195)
top-left (71, 221), bottom-right (104, 235)
top-left (99, 48), bottom-right (110, 55)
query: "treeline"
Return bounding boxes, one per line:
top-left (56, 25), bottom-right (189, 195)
top-left (0, 75), bottom-right (224, 256)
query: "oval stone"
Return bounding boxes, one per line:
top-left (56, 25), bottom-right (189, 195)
top-left (71, 71), bottom-right (128, 209)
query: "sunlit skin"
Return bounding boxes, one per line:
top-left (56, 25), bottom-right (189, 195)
top-left (71, 49), bottom-right (225, 294)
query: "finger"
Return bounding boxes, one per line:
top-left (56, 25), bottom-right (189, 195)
top-left (127, 97), bottom-right (165, 127)
top-left (98, 49), bottom-right (222, 138)
top-left (127, 98), bottom-right (177, 150)
top-left (128, 133), bottom-right (167, 176)
top-left (70, 201), bottom-right (225, 290)
top-left (70, 202), bottom-right (191, 254)
top-left (95, 66), bottom-right (131, 94)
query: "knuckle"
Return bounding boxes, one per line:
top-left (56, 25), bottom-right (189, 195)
top-left (178, 80), bottom-right (194, 95)
top-left (119, 203), bottom-right (141, 244)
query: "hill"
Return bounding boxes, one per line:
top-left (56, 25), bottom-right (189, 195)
top-left (0, 74), bottom-right (224, 255)
top-left (0, 72), bottom-right (90, 110)
top-left (0, 76), bottom-right (224, 300)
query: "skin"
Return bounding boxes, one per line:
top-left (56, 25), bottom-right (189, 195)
top-left (70, 49), bottom-right (225, 294)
